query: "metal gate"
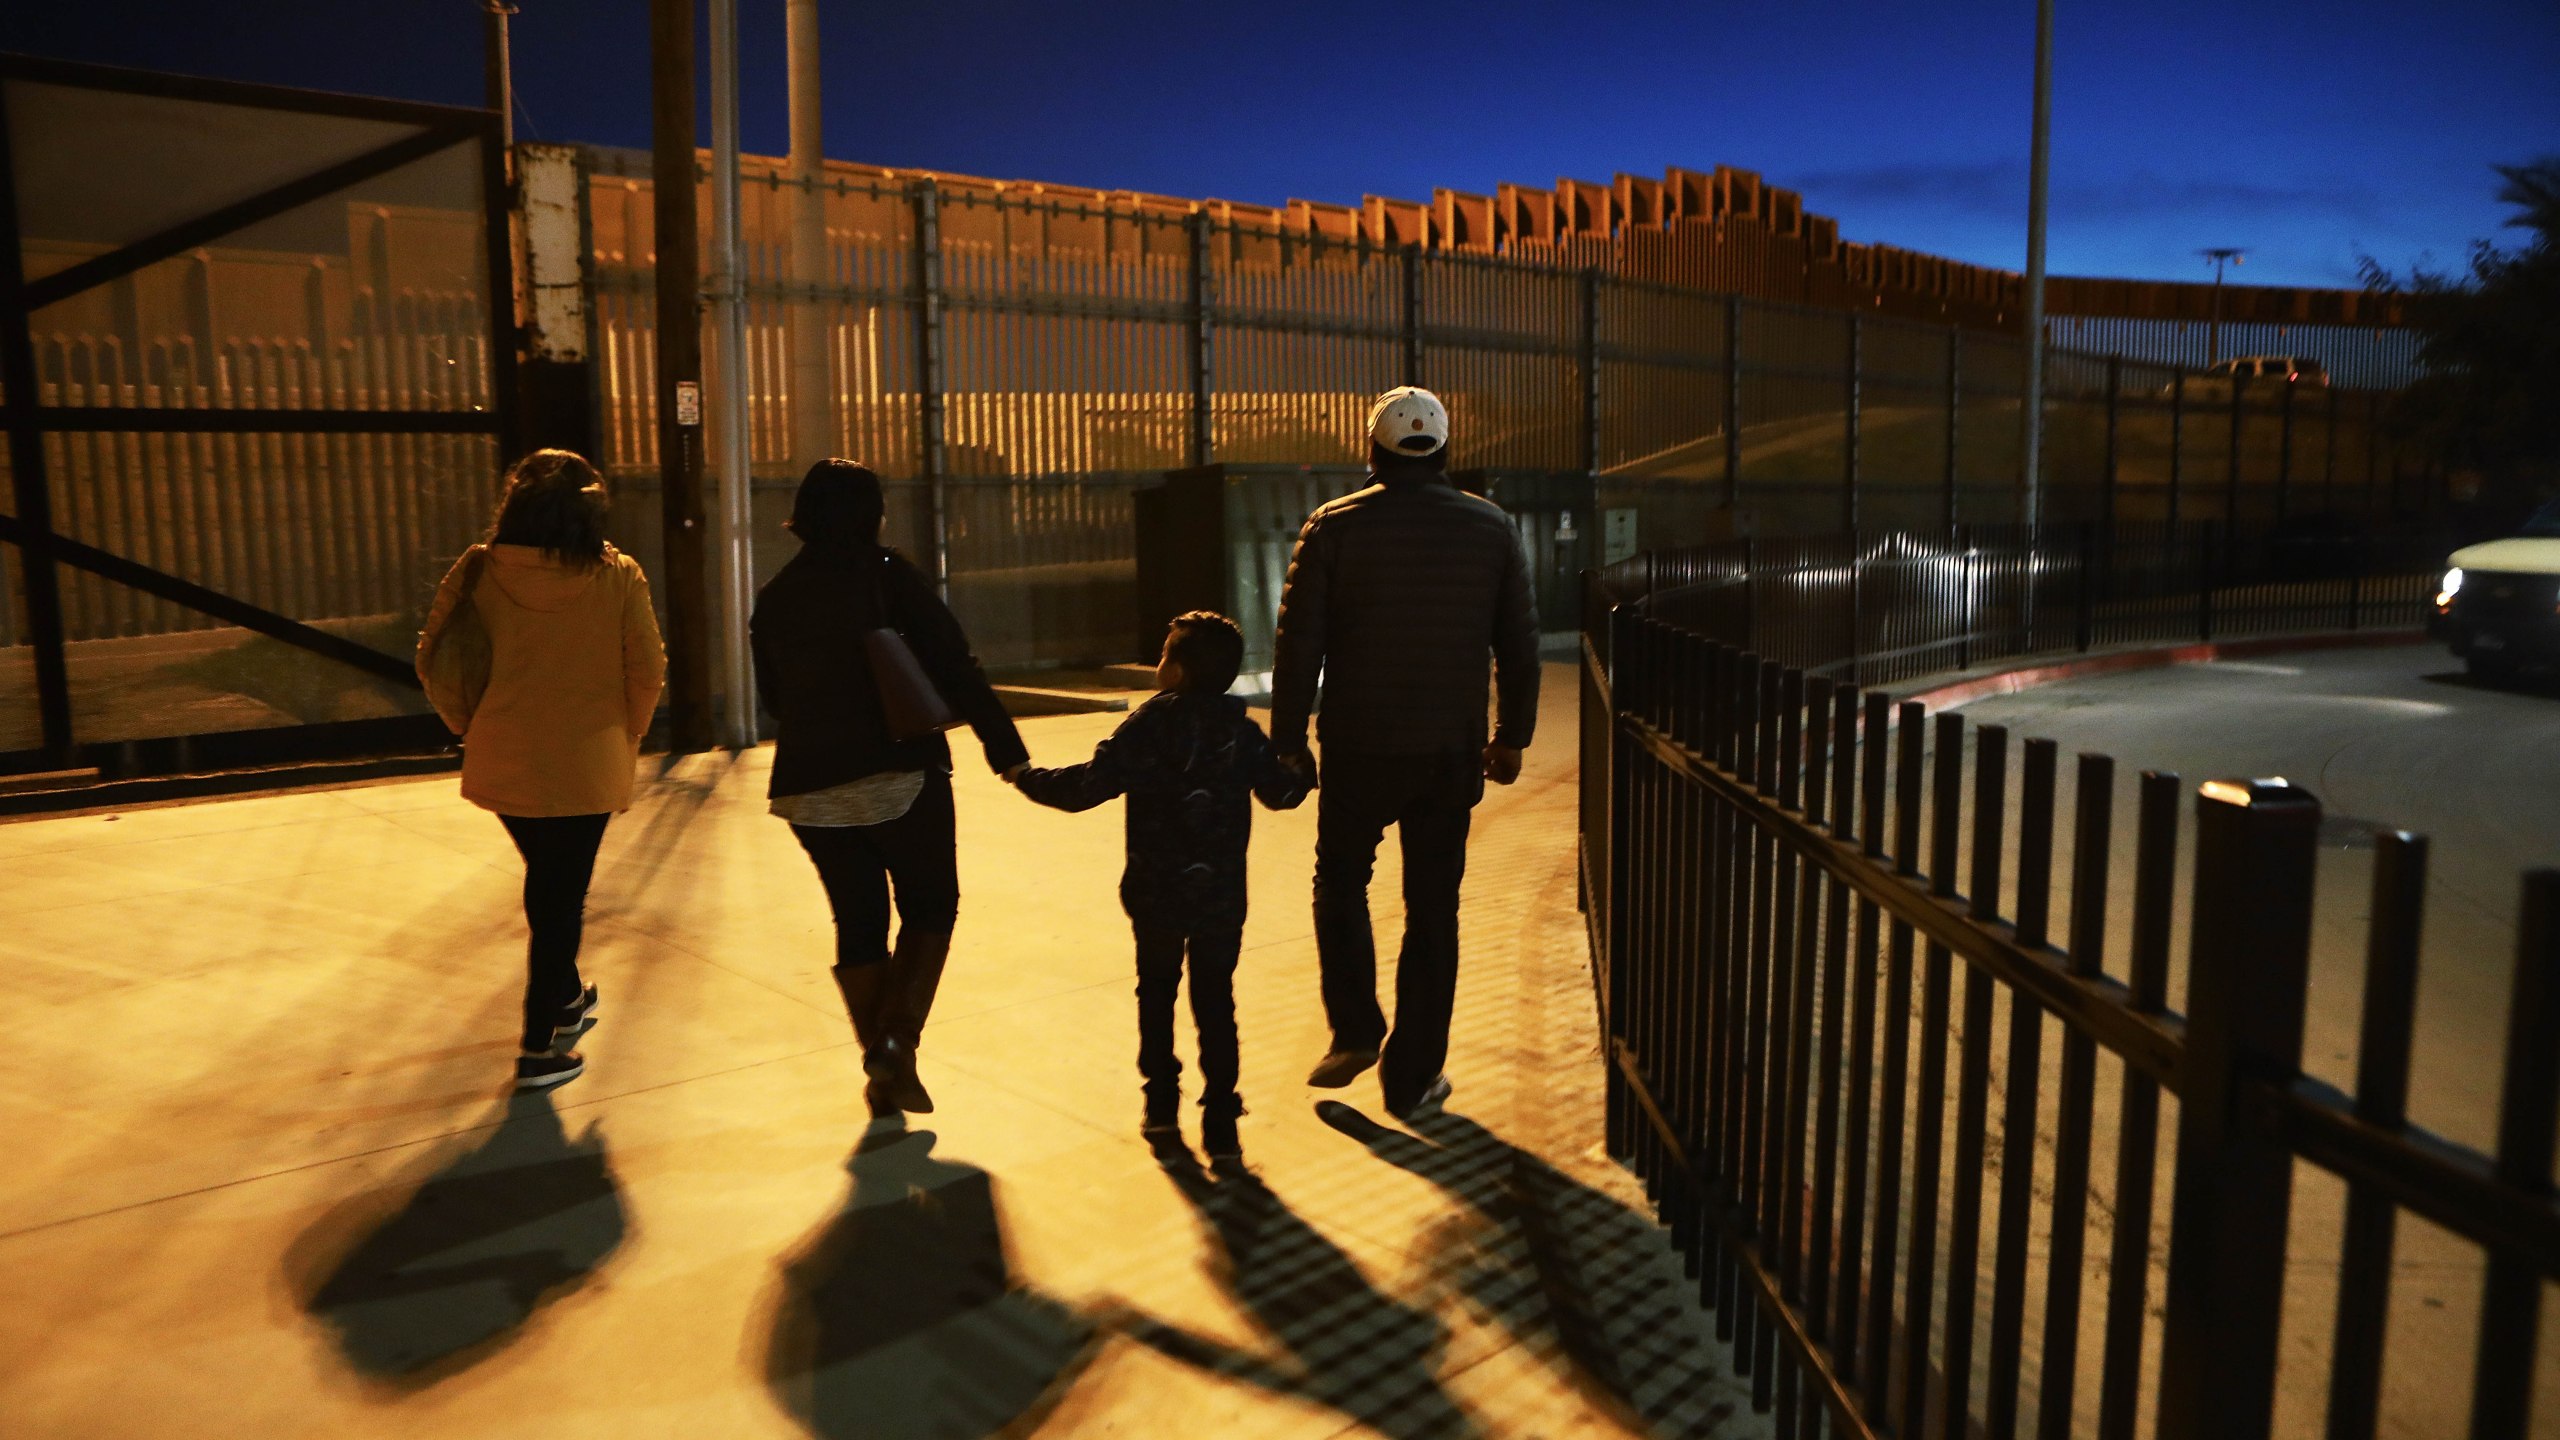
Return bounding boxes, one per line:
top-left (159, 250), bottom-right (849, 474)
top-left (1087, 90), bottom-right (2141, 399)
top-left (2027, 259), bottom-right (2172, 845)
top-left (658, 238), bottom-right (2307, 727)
top-left (0, 53), bottom-right (515, 777)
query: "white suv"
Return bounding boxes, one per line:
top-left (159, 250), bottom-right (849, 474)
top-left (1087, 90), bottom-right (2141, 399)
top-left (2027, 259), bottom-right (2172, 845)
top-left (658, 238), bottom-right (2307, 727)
top-left (2431, 499), bottom-right (2560, 678)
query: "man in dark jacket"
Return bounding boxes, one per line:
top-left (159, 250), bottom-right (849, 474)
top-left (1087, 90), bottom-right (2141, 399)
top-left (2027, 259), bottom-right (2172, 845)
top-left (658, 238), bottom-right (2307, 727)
top-left (1269, 386), bottom-right (1541, 1120)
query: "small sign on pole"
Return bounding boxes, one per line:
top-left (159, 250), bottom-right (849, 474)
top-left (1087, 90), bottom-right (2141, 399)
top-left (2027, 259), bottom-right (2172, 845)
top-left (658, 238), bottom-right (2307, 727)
top-left (674, 380), bottom-right (702, 427)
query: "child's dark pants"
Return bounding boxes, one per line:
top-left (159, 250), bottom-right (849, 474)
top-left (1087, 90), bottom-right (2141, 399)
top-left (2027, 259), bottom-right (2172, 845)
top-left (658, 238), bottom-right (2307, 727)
top-left (1133, 922), bottom-right (1243, 1113)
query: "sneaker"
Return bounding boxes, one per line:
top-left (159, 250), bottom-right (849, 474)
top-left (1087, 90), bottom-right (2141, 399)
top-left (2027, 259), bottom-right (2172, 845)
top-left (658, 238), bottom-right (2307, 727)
top-left (1201, 1106), bottom-right (1241, 1160)
top-left (1393, 1074), bottom-right (1452, 1122)
top-left (549, 985), bottom-right (600, 1050)
top-left (1306, 1048), bottom-right (1380, 1089)
top-left (1142, 1087), bottom-right (1181, 1135)
top-left (514, 1051), bottom-right (585, 1091)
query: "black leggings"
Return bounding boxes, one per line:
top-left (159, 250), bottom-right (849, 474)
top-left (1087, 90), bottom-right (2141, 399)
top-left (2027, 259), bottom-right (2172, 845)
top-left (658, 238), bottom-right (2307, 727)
top-left (501, 809), bottom-right (616, 1055)
top-left (498, 812), bottom-right (611, 1051)
top-left (790, 772), bottom-right (960, 968)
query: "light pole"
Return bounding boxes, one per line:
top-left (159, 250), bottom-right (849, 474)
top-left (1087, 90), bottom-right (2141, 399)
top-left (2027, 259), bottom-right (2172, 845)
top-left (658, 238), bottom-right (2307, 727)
top-left (2019, 0), bottom-right (2053, 527)
top-left (2200, 247), bottom-right (2244, 366)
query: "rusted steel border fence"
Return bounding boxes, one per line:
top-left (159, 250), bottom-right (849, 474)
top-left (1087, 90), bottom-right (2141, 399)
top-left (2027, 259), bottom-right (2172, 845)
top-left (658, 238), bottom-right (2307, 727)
top-left (575, 156), bottom-right (2432, 574)
top-left (1579, 530), bottom-right (2560, 1439)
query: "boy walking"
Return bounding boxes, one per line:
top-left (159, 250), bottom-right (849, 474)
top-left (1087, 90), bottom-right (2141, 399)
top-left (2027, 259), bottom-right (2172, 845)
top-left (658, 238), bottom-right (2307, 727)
top-left (1011, 612), bottom-right (1311, 1158)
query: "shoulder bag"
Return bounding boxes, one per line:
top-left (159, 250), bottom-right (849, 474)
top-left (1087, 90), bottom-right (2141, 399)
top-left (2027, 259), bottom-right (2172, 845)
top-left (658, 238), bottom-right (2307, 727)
top-left (863, 551), bottom-right (961, 740)
top-left (420, 545), bottom-right (495, 724)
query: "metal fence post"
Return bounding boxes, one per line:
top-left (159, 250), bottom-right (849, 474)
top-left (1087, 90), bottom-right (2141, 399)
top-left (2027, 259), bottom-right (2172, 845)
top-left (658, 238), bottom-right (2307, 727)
top-left (1935, 325), bottom-right (1955, 527)
top-left (2075, 520), bottom-right (2096, 652)
top-left (0, 90), bottom-right (72, 757)
top-left (1581, 268), bottom-right (1602, 477)
top-left (2102, 355), bottom-right (2121, 534)
top-left (1603, 603), bottom-right (1639, 1158)
top-left (1400, 243), bottom-right (1424, 388)
top-left (912, 178), bottom-right (950, 594)
top-left (2155, 777), bottom-right (2321, 1440)
top-left (1186, 209), bottom-right (1214, 469)
top-left (1959, 524), bottom-right (1976, 671)
top-left (2277, 374), bottom-right (2295, 523)
top-left (2198, 520), bottom-right (2218, 642)
top-left (2167, 371), bottom-right (2185, 528)
top-left (1740, 535), bottom-right (1758, 653)
top-left (1724, 293), bottom-right (1744, 513)
top-left (1844, 312), bottom-right (1862, 532)
top-left (2226, 371), bottom-right (2245, 525)
top-left (2323, 384), bottom-right (2340, 512)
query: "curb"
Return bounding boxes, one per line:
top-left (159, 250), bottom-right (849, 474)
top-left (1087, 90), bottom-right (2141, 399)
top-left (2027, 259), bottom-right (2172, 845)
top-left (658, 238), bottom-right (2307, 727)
top-left (1900, 629), bottom-right (2429, 715)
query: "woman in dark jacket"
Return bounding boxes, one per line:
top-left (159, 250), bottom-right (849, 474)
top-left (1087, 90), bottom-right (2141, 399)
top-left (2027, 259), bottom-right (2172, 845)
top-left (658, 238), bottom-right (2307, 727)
top-left (751, 460), bottom-right (1029, 1120)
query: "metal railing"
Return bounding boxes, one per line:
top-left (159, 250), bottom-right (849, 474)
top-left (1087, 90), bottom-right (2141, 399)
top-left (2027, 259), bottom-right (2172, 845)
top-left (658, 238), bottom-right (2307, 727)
top-left (1579, 534), bottom-right (2560, 1439)
top-left (1589, 520), bottom-right (2445, 688)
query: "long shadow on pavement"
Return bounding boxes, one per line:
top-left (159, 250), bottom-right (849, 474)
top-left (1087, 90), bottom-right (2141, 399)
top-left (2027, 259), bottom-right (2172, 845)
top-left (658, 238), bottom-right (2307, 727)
top-left (1118, 1138), bottom-right (1487, 1440)
top-left (1320, 1102), bottom-right (1748, 1439)
top-left (763, 1124), bottom-right (1101, 1440)
top-left (286, 1091), bottom-right (626, 1389)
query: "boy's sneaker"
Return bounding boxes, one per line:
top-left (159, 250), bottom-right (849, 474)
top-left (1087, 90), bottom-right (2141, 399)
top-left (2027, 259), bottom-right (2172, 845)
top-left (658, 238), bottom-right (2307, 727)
top-left (515, 1051), bottom-right (585, 1091)
top-left (1306, 1048), bottom-right (1379, 1088)
top-left (1200, 1105), bottom-right (1241, 1161)
top-left (1141, 1086), bottom-right (1181, 1136)
top-left (1393, 1074), bottom-right (1452, 1123)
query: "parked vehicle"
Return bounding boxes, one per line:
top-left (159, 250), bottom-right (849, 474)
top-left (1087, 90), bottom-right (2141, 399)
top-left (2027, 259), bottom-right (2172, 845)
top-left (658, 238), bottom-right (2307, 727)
top-left (2431, 498), bottom-right (2560, 677)
top-left (2165, 355), bottom-right (2330, 401)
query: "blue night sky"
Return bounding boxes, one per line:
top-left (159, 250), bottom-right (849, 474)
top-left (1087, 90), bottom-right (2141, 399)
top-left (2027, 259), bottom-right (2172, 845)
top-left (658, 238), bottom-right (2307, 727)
top-left (5, 1), bottom-right (2554, 288)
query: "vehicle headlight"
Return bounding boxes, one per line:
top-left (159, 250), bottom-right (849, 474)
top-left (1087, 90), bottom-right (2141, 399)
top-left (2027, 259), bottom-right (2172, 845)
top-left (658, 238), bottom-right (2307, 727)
top-left (2437, 567), bottom-right (2463, 606)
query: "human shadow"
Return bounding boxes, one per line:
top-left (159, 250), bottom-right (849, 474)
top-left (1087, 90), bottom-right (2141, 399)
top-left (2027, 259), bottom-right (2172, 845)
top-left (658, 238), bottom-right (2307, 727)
top-left (286, 1091), bottom-right (626, 1389)
top-left (1116, 1136), bottom-right (1487, 1440)
top-left (1318, 1101), bottom-right (1745, 1438)
top-left (763, 1125), bottom-right (1102, 1440)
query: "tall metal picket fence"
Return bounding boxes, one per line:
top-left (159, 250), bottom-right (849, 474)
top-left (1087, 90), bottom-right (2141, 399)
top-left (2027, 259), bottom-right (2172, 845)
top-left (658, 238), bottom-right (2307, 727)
top-left (1580, 529), bottom-right (2559, 1439)
top-left (574, 152), bottom-right (2428, 626)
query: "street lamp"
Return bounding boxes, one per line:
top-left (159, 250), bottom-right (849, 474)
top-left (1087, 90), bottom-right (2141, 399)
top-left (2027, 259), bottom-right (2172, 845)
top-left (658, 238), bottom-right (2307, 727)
top-left (2200, 247), bottom-right (2245, 366)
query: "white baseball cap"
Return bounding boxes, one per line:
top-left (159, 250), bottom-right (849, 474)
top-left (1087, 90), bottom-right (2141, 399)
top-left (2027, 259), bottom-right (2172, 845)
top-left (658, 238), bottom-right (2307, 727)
top-left (1367, 386), bottom-right (1449, 457)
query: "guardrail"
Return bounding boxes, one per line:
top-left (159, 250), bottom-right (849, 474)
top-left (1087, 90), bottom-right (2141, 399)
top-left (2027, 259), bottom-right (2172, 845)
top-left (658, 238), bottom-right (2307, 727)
top-left (1579, 527), bottom-right (2558, 1440)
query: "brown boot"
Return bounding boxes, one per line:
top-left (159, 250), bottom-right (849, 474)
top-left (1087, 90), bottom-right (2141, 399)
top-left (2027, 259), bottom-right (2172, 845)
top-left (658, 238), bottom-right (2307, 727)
top-left (829, 962), bottom-right (900, 1118)
top-left (878, 929), bottom-right (952, 1113)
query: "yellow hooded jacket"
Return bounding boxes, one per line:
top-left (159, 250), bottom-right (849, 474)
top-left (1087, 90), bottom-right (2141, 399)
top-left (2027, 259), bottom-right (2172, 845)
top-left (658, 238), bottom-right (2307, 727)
top-left (417, 543), bottom-right (667, 816)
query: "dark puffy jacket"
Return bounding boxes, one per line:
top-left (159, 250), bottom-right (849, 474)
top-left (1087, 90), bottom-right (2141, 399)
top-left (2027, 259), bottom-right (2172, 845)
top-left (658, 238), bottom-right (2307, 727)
top-left (751, 544), bottom-right (1027, 798)
top-left (1268, 467), bottom-right (1540, 757)
top-left (1013, 690), bottom-right (1309, 929)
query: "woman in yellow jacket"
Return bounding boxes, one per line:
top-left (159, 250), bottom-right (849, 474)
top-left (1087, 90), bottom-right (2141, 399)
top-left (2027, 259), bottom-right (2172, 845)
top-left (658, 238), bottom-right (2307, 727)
top-left (418, 449), bottom-right (667, 1090)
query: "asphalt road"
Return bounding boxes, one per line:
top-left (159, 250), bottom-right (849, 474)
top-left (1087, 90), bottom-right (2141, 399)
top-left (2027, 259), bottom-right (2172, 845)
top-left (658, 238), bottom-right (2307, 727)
top-left (1950, 640), bottom-right (2560, 1152)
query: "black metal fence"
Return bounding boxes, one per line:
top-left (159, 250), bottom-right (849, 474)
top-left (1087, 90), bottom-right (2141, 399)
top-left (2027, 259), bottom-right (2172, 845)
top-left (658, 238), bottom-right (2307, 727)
top-left (1590, 520), bottom-right (2447, 689)
top-left (1580, 532), bottom-right (2559, 1439)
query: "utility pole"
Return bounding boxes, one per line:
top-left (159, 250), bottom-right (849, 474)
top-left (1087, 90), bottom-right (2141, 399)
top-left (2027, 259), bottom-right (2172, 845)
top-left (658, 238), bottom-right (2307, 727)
top-left (482, 0), bottom-right (524, 463)
top-left (2201, 247), bottom-right (2244, 366)
top-left (2019, 0), bottom-right (2053, 529)
top-left (785, 0), bottom-right (832, 477)
top-left (652, 0), bottom-right (713, 753)
top-left (481, 1), bottom-right (516, 156)
top-left (707, 0), bottom-right (756, 748)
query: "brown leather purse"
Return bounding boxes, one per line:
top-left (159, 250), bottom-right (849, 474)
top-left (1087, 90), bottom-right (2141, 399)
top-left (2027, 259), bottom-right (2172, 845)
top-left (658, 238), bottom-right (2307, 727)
top-left (863, 552), bottom-right (961, 740)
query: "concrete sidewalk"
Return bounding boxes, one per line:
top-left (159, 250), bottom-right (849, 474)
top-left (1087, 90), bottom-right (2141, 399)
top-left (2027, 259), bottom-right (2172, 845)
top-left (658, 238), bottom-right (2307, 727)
top-left (0, 664), bottom-right (1765, 1439)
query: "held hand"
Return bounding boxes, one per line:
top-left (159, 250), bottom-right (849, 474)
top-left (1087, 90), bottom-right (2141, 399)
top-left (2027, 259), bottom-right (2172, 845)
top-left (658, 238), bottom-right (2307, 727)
top-left (1001, 762), bottom-right (1029, 784)
top-left (1482, 743), bottom-right (1524, 786)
